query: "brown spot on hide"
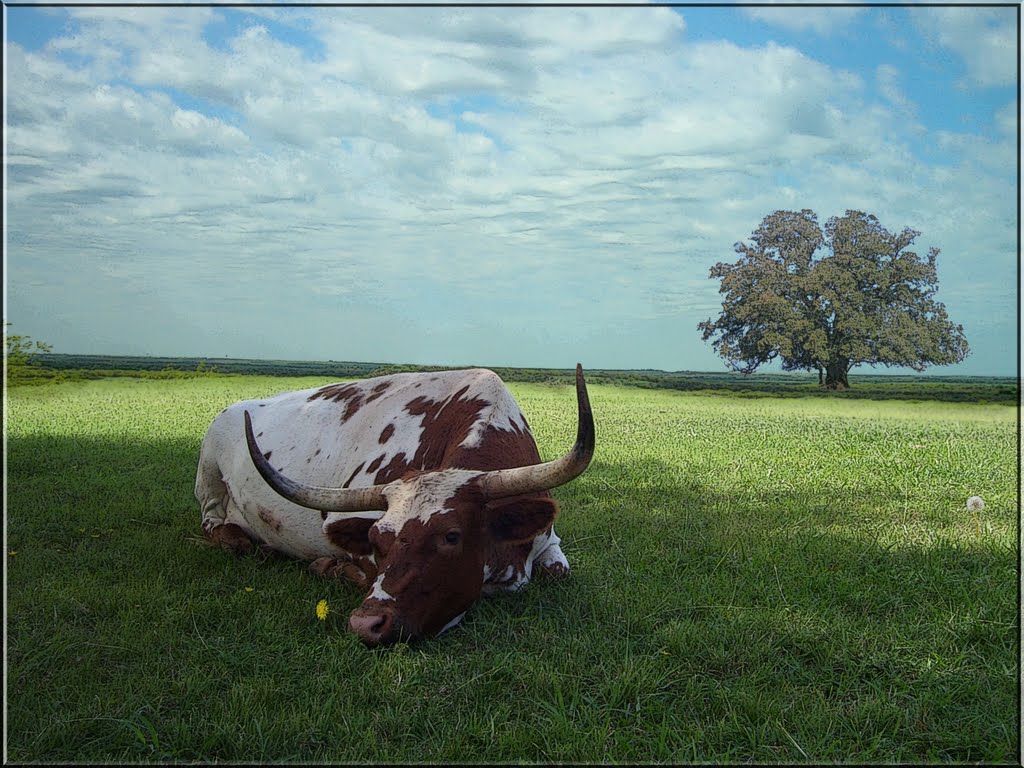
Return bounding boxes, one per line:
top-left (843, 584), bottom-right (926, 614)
top-left (263, 450), bottom-right (272, 460)
top-left (399, 386), bottom-right (488, 467)
top-left (373, 452), bottom-right (411, 485)
top-left (314, 448), bottom-right (322, 456)
top-left (367, 454), bottom-right (385, 474)
top-left (365, 381), bottom-right (391, 404)
top-left (459, 423), bottom-right (546, 477)
top-left (257, 507), bottom-right (283, 532)
top-left (366, 378), bottom-right (544, 485)
top-left (379, 424), bottom-right (395, 444)
top-left (343, 462), bottom-right (366, 489)
top-left (308, 383), bottom-right (365, 421)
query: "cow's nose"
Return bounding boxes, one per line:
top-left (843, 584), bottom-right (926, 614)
top-left (349, 611), bottom-right (395, 646)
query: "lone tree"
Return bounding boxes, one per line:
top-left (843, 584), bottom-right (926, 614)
top-left (698, 209), bottom-right (969, 389)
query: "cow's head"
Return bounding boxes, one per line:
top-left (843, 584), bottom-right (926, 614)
top-left (244, 364), bottom-right (594, 647)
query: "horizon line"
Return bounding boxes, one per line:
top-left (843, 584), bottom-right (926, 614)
top-left (34, 351), bottom-right (1018, 380)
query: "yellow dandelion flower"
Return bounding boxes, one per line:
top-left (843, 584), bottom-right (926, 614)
top-left (244, 587), bottom-right (254, 593)
top-left (316, 599), bottom-right (330, 621)
top-left (8, 550), bottom-right (16, 556)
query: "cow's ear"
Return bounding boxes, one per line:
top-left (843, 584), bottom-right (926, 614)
top-left (486, 497), bottom-right (558, 543)
top-left (323, 515), bottom-right (375, 555)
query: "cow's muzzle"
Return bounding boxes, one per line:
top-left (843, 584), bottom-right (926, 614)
top-left (349, 607), bottom-right (408, 647)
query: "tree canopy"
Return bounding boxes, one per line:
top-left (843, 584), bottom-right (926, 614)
top-left (5, 323), bottom-right (53, 384)
top-left (698, 209), bottom-right (970, 389)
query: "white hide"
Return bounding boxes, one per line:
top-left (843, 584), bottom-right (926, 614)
top-left (438, 612), bottom-right (467, 635)
top-left (376, 469), bottom-right (480, 534)
top-left (367, 573), bottom-right (394, 603)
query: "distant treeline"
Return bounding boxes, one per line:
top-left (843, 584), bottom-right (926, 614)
top-left (23, 353), bottom-right (1020, 404)
top-left (33, 354), bottom-right (381, 379)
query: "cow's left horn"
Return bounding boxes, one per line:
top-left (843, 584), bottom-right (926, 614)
top-left (244, 411), bottom-right (390, 512)
top-left (476, 363), bottom-right (595, 499)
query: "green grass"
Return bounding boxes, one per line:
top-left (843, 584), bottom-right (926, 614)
top-left (6, 375), bottom-right (1019, 763)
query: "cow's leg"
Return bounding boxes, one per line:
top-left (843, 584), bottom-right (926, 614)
top-left (199, 495), bottom-right (257, 555)
top-left (207, 522), bottom-right (256, 555)
top-left (196, 454), bottom-right (258, 556)
top-left (309, 554), bottom-right (378, 592)
top-left (532, 527), bottom-right (570, 579)
top-left (313, 515), bottom-right (379, 591)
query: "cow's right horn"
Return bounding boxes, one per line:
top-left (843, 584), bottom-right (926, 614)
top-left (476, 363), bottom-right (595, 499)
top-left (244, 411), bottom-right (390, 512)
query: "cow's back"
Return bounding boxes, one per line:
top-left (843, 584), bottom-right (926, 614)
top-left (235, 368), bottom-right (534, 485)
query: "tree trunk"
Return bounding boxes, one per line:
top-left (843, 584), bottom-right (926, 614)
top-left (817, 367), bottom-right (823, 386)
top-left (824, 361), bottom-right (849, 390)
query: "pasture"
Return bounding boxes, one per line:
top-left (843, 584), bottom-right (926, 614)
top-left (5, 375), bottom-right (1019, 763)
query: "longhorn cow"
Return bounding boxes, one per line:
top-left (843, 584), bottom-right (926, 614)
top-left (194, 364), bottom-right (594, 646)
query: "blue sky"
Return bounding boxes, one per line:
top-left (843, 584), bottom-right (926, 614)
top-left (4, 3), bottom-right (1018, 375)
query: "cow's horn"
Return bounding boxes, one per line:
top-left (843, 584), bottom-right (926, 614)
top-left (476, 363), bottom-right (595, 500)
top-left (244, 411), bottom-right (389, 512)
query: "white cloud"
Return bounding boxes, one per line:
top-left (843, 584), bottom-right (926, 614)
top-left (914, 7), bottom-right (1017, 87)
top-left (743, 6), bottom-right (865, 36)
top-left (995, 101), bottom-right (1017, 136)
top-left (875, 64), bottom-right (915, 117)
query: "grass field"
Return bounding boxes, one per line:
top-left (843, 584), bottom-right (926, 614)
top-left (5, 374), bottom-right (1020, 763)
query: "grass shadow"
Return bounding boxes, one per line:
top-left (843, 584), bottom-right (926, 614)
top-left (6, 434), bottom-right (1018, 763)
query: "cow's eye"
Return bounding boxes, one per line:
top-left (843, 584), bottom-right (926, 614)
top-left (443, 530), bottom-right (462, 545)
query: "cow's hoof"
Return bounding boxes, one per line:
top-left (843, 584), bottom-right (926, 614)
top-left (310, 556), bottom-right (371, 589)
top-left (209, 523), bottom-right (254, 555)
top-left (534, 560), bottom-right (570, 579)
top-left (309, 556), bottom-right (346, 578)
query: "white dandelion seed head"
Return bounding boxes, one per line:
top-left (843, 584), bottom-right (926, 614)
top-left (966, 496), bottom-right (985, 512)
